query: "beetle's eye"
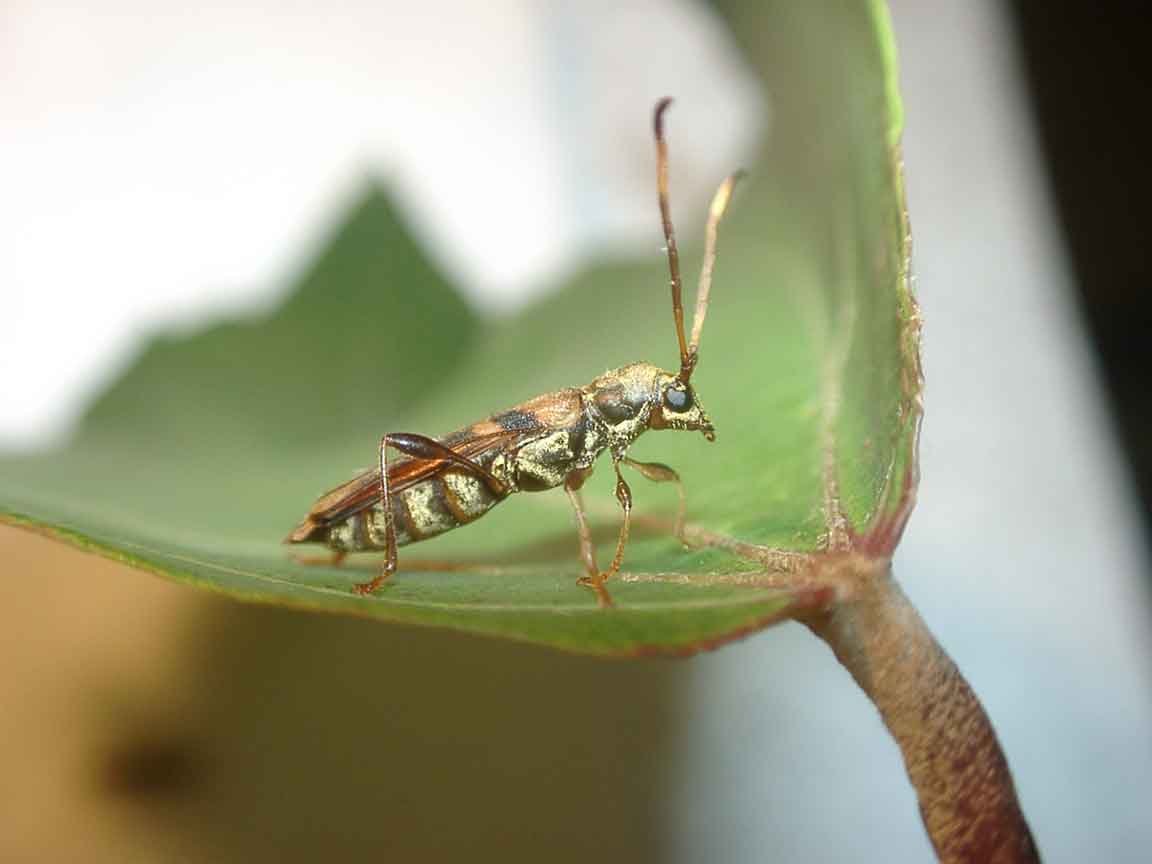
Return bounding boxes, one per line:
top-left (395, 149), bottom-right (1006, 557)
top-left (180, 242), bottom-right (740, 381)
top-left (663, 385), bottom-right (692, 413)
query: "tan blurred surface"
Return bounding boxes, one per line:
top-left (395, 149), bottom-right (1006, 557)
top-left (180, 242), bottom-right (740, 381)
top-left (0, 524), bottom-right (201, 861)
top-left (0, 524), bottom-right (676, 862)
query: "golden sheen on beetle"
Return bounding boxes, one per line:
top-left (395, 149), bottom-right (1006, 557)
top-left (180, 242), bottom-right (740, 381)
top-left (287, 99), bottom-right (739, 608)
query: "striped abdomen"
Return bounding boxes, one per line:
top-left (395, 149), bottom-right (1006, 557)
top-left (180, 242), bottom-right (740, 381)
top-left (324, 468), bottom-right (505, 553)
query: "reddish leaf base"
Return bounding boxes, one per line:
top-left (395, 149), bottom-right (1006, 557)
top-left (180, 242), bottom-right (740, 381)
top-left (796, 556), bottom-right (1039, 863)
top-left (680, 317), bottom-right (1039, 859)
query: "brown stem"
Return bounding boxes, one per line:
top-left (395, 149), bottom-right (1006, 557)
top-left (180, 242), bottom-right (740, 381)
top-left (800, 558), bottom-right (1039, 863)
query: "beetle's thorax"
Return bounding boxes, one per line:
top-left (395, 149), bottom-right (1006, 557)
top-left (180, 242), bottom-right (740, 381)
top-left (581, 362), bottom-right (657, 456)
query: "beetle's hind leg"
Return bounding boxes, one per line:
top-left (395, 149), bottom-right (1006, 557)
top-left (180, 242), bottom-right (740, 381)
top-left (352, 431), bottom-right (507, 596)
top-left (353, 549), bottom-right (395, 596)
top-left (352, 433), bottom-right (404, 595)
top-left (351, 433), bottom-right (405, 595)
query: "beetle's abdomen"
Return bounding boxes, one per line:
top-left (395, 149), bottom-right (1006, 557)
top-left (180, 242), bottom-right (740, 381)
top-left (326, 470), bottom-right (502, 552)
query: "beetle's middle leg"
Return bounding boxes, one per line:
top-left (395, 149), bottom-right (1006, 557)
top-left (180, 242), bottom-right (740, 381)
top-left (621, 457), bottom-right (688, 546)
top-left (563, 468), bottom-right (598, 580)
top-left (574, 460), bottom-right (632, 609)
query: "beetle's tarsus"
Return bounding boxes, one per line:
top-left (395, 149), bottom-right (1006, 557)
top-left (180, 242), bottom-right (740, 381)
top-left (353, 572), bottom-right (389, 595)
top-left (577, 574), bottom-right (615, 609)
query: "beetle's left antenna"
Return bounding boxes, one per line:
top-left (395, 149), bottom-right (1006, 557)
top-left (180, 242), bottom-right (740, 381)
top-left (654, 98), bottom-right (694, 383)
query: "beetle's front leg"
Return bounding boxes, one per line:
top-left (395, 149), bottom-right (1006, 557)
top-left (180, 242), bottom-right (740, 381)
top-left (621, 457), bottom-right (688, 546)
top-left (575, 460), bottom-right (632, 609)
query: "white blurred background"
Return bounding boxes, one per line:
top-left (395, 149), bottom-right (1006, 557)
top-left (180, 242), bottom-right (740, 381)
top-left (1, 0), bottom-right (759, 447)
top-left (3, 1), bottom-right (1150, 861)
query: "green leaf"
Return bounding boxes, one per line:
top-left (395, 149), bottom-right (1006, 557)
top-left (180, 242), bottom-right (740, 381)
top-left (1, 2), bottom-right (919, 656)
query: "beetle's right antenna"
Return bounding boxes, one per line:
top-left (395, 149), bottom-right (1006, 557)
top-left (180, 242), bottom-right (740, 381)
top-left (688, 170), bottom-right (743, 358)
top-left (654, 98), bottom-right (694, 384)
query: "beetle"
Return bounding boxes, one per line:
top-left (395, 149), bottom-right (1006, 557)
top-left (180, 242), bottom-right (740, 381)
top-left (286, 98), bottom-right (740, 607)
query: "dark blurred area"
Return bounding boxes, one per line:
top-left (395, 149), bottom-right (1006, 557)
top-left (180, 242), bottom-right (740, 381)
top-left (1009, 2), bottom-right (1152, 560)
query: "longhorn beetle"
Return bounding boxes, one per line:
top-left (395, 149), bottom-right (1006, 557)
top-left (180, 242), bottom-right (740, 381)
top-left (286, 98), bottom-right (740, 607)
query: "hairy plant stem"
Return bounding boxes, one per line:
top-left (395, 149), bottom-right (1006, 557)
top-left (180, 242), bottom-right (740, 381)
top-left (799, 558), bottom-right (1039, 863)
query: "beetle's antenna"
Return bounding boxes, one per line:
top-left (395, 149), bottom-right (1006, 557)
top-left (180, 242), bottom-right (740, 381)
top-left (654, 98), bottom-right (694, 383)
top-left (688, 170), bottom-right (743, 357)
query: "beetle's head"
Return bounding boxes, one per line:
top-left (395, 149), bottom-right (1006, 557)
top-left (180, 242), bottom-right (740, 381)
top-left (648, 368), bottom-right (714, 441)
top-left (587, 362), bottom-right (714, 443)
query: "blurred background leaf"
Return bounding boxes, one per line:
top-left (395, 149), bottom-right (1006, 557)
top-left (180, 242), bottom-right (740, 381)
top-left (81, 186), bottom-right (479, 450)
